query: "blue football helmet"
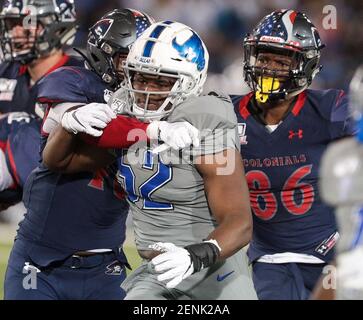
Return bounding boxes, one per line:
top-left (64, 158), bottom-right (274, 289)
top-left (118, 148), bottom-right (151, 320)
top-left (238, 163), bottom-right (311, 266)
top-left (122, 21), bottom-right (209, 122)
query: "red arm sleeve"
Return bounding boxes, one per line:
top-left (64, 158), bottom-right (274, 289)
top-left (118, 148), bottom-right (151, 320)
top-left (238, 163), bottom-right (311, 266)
top-left (81, 115), bottom-right (149, 148)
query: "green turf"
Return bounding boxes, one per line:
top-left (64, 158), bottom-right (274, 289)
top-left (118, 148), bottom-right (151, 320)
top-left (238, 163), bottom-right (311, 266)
top-left (124, 245), bottom-right (143, 274)
top-left (0, 243), bottom-right (141, 300)
top-left (0, 242), bottom-right (11, 300)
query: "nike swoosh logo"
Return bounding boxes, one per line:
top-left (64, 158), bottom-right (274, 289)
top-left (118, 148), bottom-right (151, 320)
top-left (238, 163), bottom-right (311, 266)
top-left (217, 270), bottom-right (235, 282)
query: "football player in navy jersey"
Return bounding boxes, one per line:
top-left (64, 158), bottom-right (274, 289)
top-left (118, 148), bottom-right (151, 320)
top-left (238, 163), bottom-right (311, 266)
top-left (4, 8), bottom-right (200, 300)
top-left (0, 112), bottom-right (41, 211)
top-left (0, 0), bottom-right (82, 115)
top-left (0, 0), bottom-right (81, 210)
top-left (230, 10), bottom-right (356, 300)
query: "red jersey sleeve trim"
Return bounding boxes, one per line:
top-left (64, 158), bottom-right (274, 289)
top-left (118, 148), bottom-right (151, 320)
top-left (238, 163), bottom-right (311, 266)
top-left (81, 115), bottom-right (149, 148)
top-left (239, 92), bottom-right (254, 120)
top-left (6, 140), bottom-right (20, 187)
top-left (0, 140), bottom-right (6, 152)
top-left (291, 91), bottom-right (307, 116)
top-left (44, 54), bottom-right (70, 77)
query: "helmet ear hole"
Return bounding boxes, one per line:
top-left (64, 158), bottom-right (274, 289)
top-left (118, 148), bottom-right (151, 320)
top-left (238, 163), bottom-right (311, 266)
top-left (304, 56), bottom-right (320, 77)
top-left (90, 53), bottom-right (100, 63)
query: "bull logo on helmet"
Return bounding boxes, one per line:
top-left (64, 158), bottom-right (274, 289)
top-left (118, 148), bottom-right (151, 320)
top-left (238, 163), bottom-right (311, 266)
top-left (172, 31), bottom-right (206, 71)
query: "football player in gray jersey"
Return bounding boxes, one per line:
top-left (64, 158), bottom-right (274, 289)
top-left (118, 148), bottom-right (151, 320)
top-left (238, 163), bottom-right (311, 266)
top-left (314, 65), bottom-right (363, 300)
top-left (43, 21), bottom-right (257, 300)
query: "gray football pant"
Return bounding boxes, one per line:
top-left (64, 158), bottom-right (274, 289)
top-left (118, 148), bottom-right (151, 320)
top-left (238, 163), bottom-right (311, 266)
top-left (122, 248), bottom-right (257, 300)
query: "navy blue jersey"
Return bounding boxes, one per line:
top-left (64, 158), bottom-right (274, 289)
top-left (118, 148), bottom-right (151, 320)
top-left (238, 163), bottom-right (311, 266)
top-left (0, 55), bottom-right (82, 115)
top-left (232, 89), bottom-right (356, 263)
top-left (0, 112), bottom-right (41, 204)
top-left (18, 66), bottom-right (128, 267)
top-left (37, 66), bottom-right (113, 151)
top-left (0, 112), bottom-right (41, 187)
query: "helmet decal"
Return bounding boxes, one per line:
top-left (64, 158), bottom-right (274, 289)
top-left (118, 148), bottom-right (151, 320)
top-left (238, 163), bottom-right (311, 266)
top-left (132, 10), bottom-right (155, 38)
top-left (172, 31), bottom-right (206, 71)
top-left (255, 10), bottom-right (288, 41)
top-left (88, 19), bottom-right (114, 46)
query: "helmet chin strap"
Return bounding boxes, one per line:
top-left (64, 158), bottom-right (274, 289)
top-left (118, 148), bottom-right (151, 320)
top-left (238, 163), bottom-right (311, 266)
top-left (284, 85), bottom-right (307, 100)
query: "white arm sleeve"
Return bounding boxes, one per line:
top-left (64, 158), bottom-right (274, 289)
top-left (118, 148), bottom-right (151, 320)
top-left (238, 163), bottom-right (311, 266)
top-left (0, 149), bottom-right (14, 191)
top-left (42, 102), bottom-right (85, 135)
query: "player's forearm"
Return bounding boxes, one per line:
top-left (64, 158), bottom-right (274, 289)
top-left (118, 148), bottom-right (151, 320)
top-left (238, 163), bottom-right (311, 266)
top-left (207, 213), bottom-right (252, 260)
top-left (197, 150), bottom-right (253, 260)
top-left (43, 125), bottom-right (78, 172)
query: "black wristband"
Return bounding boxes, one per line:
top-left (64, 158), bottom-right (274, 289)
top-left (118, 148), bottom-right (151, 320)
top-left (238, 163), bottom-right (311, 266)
top-left (184, 242), bottom-right (220, 273)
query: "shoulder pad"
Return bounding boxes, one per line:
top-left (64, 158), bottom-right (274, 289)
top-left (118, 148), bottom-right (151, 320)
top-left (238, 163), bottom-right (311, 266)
top-left (37, 67), bottom-right (96, 105)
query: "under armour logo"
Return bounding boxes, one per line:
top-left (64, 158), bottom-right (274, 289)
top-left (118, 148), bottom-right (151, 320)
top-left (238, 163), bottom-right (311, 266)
top-left (105, 261), bottom-right (124, 275)
top-left (288, 129), bottom-right (303, 139)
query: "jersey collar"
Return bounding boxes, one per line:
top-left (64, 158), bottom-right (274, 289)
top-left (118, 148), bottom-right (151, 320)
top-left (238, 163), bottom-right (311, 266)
top-left (17, 54), bottom-right (70, 78)
top-left (44, 54), bottom-right (70, 77)
top-left (238, 91), bottom-right (307, 120)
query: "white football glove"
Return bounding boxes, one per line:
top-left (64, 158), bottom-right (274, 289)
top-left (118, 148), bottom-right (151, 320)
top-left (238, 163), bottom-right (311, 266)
top-left (147, 121), bottom-right (200, 150)
top-left (0, 149), bottom-right (14, 191)
top-left (148, 242), bottom-right (194, 289)
top-left (61, 103), bottom-right (116, 137)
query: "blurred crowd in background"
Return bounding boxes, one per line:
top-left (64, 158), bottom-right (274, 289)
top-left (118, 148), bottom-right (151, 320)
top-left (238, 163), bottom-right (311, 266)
top-left (71, 0), bottom-right (363, 93)
top-left (0, 0), bottom-right (362, 223)
top-left (0, 0), bottom-right (361, 93)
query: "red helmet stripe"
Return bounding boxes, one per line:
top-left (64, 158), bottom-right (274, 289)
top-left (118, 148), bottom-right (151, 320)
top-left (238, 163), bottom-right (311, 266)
top-left (289, 11), bottom-right (297, 24)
